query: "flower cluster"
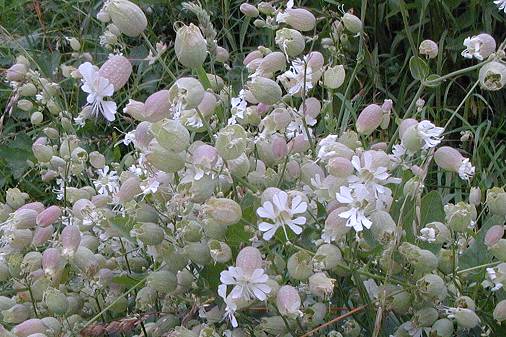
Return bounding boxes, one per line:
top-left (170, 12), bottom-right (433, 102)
top-left (1, 1), bottom-right (506, 337)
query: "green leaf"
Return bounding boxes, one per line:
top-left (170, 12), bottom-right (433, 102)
top-left (107, 216), bottom-right (135, 241)
top-left (423, 74), bottom-right (442, 87)
top-left (409, 56), bottom-right (430, 81)
top-left (112, 274), bottom-right (146, 288)
top-left (200, 263), bottom-right (225, 290)
top-left (0, 134), bottom-right (35, 179)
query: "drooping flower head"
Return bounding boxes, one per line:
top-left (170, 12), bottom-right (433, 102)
top-left (78, 62), bottom-right (117, 122)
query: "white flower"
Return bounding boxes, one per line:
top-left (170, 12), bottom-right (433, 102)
top-left (486, 267), bottom-right (503, 291)
top-left (462, 36), bottom-right (483, 60)
top-left (417, 120), bottom-right (444, 150)
top-left (418, 227), bottom-right (436, 243)
top-left (228, 90), bottom-right (247, 125)
top-left (495, 0), bottom-right (506, 13)
top-left (94, 165), bottom-right (120, 196)
top-left (122, 131), bottom-right (136, 145)
top-left (74, 116), bottom-right (86, 128)
top-left (78, 62), bottom-right (117, 121)
top-left (220, 266), bottom-right (271, 301)
top-left (317, 135), bottom-right (339, 161)
top-left (458, 158), bottom-right (475, 181)
top-left (275, 0), bottom-right (294, 23)
top-left (218, 284), bottom-right (238, 328)
top-left (139, 179), bottom-right (159, 196)
top-left (278, 58), bottom-right (313, 96)
top-left (392, 144), bottom-right (406, 160)
top-left (335, 186), bottom-right (372, 232)
top-left (256, 191), bottom-right (307, 240)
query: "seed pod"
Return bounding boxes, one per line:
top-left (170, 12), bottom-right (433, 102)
top-left (323, 207), bottom-right (351, 242)
top-left (205, 197), bottom-right (242, 226)
top-left (185, 242), bottom-right (211, 265)
top-left (44, 287), bottom-right (68, 315)
top-left (276, 285), bottom-right (301, 316)
top-left (240, 3), bottom-right (259, 17)
top-left (145, 140), bottom-right (185, 173)
top-left (454, 308), bottom-right (480, 329)
top-left (136, 286), bottom-right (157, 311)
top-left (136, 222), bottom-right (165, 245)
top-left (414, 307), bottom-right (438, 327)
top-left (6, 63), bottom-right (28, 81)
top-left (215, 124), bottom-right (248, 160)
top-left (17, 99), bottom-right (33, 112)
top-left (2, 304), bottom-right (29, 324)
top-left (61, 225), bottom-right (81, 256)
top-left (275, 28), bottom-right (305, 57)
top-left (369, 210), bottom-right (396, 244)
top-left (490, 239), bottom-right (506, 261)
top-left (174, 23), bottom-right (207, 68)
top-left (434, 146), bottom-right (464, 172)
top-left (342, 13), bottom-right (362, 33)
top-left (168, 77), bottom-right (205, 110)
top-left (444, 202), bottom-right (473, 232)
top-left (208, 240), bottom-right (232, 263)
top-left (105, 0), bottom-right (147, 37)
top-left (151, 119), bottom-right (190, 153)
top-left (323, 65), bottom-right (345, 89)
top-left (314, 244), bottom-right (342, 270)
top-left (431, 318), bottom-right (454, 337)
top-left (73, 246), bottom-right (99, 276)
top-left (147, 270), bottom-right (177, 293)
top-left (236, 246), bottom-right (263, 273)
top-left (12, 318), bottom-right (48, 337)
top-left (486, 187), bottom-right (506, 216)
top-left (257, 52), bottom-right (286, 76)
top-left (247, 76), bottom-right (282, 105)
top-left (308, 272), bottom-right (334, 298)
top-left (356, 104), bottom-right (383, 135)
top-left (419, 40), bottom-right (438, 59)
top-left (287, 251), bottom-right (313, 280)
top-left (278, 8), bottom-right (316, 32)
top-left (479, 61), bottom-right (506, 91)
top-left (99, 55), bottom-right (132, 91)
top-left (416, 274), bottom-right (448, 302)
top-left (494, 299), bottom-right (506, 323)
top-left (485, 225), bottom-right (504, 247)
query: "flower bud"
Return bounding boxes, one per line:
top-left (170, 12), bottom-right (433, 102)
top-left (13, 209), bottom-right (37, 229)
top-left (356, 104), bottom-right (383, 135)
top-left (30, 111), bottom-right (43, 125)
top-left (342, 13), bottom-right (362, 33)
top-left (36, 206), bottom-right (61, 227)
top-left (276, 285), bottom-right (301, 316)
top-left (215, 124), bottom-right (248, 160)
top-left (323, 65), bottom-right (345, 89)
top-left (479, 61), bottom-right (506, 91)
top-left (44, 288), bottom-right (68, 316)
top-left (240, 3), bottom-right (259, 17)
top-left (105, 0), bottom-right (147, 37)
top-left (32, 225), bottom-right (54, 246)
top-left (215, 46), bottom-right (230, 63)
top-left (66, 37), bottom-right (81, 51)
top-left (236, 246), bottom-right (263, 273)
top-left (61, 225), bottom-right (81, 256)
top-left (99, 55), bottom-right (132, 91)
top-left (287, 251), bottom-right (313, 280)
top-left (12, 319), bottom-right (48, 337)
top-left (6, 63), bottom-right (28, 81)
top-left (494, 299), bottom-right (506, 323)
top-left (147, 270), bottom-right (177, 293)
top-left (277, 8), bottom-right (316, 32)
top-left (247, 76), bottom-right (282, 105)
top-left (370, 210), bottom-right (396, 243)
top-left (174, 23), bottom-right (207, 68)
top-left (208, 240), bottom-right (232, 263)
top-left (419, 40), bottom-right (438, 59)
top-left (275, 28), bottom-right (305, 57)
top-left (151, 119), bottom-right (190, 153)
top-left (468, 186), bottom-right (481, 205)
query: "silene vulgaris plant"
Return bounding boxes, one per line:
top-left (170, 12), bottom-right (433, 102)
top-left (2, 0), bottom-right (506, 336)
